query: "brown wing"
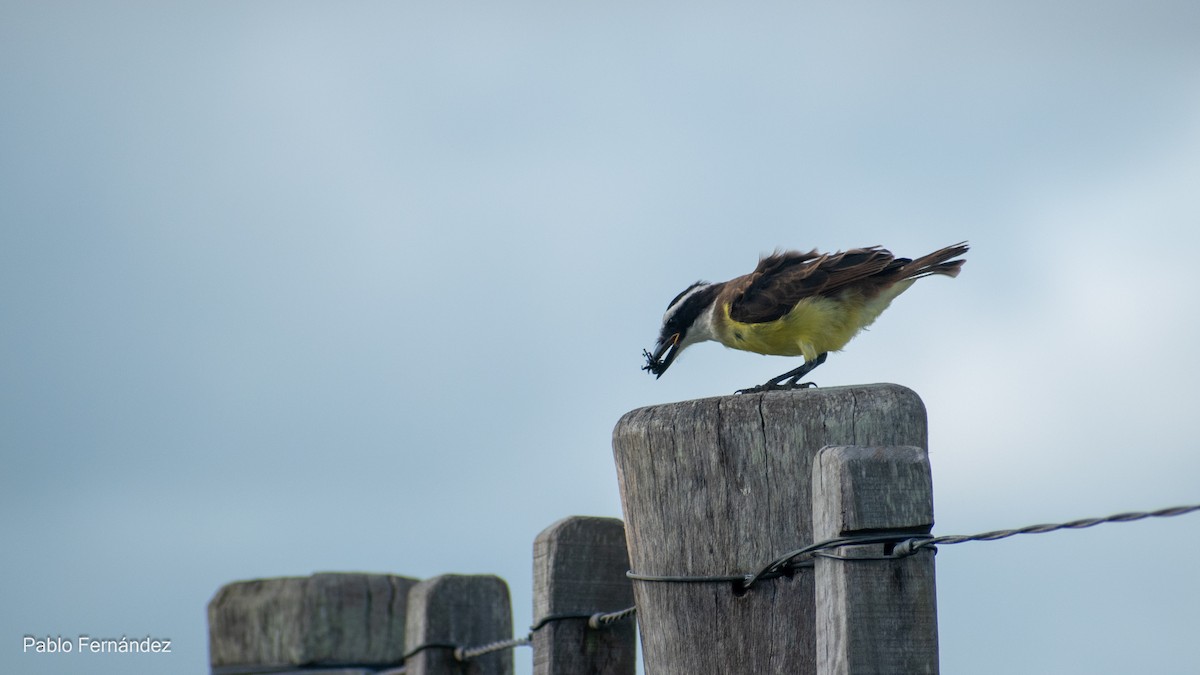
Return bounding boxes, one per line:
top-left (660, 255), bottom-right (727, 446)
top-left (727, 247), bottom-right (902, 324)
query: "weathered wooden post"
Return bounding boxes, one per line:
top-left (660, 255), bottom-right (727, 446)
top-left (404, 574), bottom-right (513, 675)
top-left (812, 445), bottom-right (938, 675)
top-left (532, 516), bottom-right (637, 675)
top-left (612, 384), bottom-right (927, 674)
top-left (207, 572), bottom-right (418, 674)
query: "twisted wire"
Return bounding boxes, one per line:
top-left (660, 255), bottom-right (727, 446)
top-left (220, 503), bottom-right (1198, 673)
top-left (531, 605), bottom-right (638, 632)
top-left (628, 503), bottom-right (1200, 592)
top-left (453, 634), bottom-right (532, 662)
top-left (896, 503), bottom-right (1200, 555)
top-left (400, 603), bottom-right (638, 667)
top-left (589, 605), bottom-right (638, 629)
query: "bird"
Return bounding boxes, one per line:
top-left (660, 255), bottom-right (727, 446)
top-left (642, 242), bottom-right (968, 393)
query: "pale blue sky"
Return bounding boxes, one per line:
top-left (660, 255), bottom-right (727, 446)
top-left (3, 2), bottom-right (1199, 674)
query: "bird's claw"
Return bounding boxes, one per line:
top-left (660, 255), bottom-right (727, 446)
top-left (735, 381), bottom-right (818, 395)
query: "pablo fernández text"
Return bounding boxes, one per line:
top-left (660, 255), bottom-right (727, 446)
top-left (24, 635), bottom-right (172, 655)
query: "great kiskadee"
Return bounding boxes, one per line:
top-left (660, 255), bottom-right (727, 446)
top-left (642, 242), bottom-right (968, 392)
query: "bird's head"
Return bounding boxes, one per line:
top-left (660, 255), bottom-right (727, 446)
top-left (642, 281), bottom-right (722, 378)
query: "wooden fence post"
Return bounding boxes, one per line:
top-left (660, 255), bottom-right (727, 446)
top-left (812, 445), bottom-right (938, 675)
top-left (532, 516), bottom-right (636, 675)
top-left (612, 384), bottom-right (927, 675)
top-left (404, 574), bottom-right (513, 675)
top-left (207, 572), bottom-right (418, 674)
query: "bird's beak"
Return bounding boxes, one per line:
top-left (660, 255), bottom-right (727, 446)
top-left (642, 333), bottom-right (681, 379)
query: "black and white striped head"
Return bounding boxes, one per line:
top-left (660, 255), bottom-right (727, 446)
top-left (642, 281), bottom-right (723, 378)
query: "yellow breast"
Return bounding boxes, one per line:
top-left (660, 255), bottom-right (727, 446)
top-left (716, 281), bottom-right (913, 361)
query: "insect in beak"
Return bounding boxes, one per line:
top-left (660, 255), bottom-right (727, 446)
top-left (642, 333), bottom-right (681, 378)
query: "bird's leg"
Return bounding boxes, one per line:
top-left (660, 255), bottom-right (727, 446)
top-left (736, 353), bottom-right (828, 394)
top-left (762, 355), bottom-right (824, 389)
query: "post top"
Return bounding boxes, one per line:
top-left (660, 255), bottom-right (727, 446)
top-left (616, 382), bottom-right (926, 435)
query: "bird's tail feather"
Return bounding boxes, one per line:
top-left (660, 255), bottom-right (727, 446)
top-left (899, 242), bottom-right (969, 280)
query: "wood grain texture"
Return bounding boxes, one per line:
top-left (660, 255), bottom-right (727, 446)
top-left (612, 384), bottom-right (927, 675)
top-left (207, 572), bottom-right (417, 672)
top-left (405, 574), bottom-right (513, 675)
top-left (813, 445), bottom-right (938, 675)
top-left (532, 516), bottom-right (636, 675)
